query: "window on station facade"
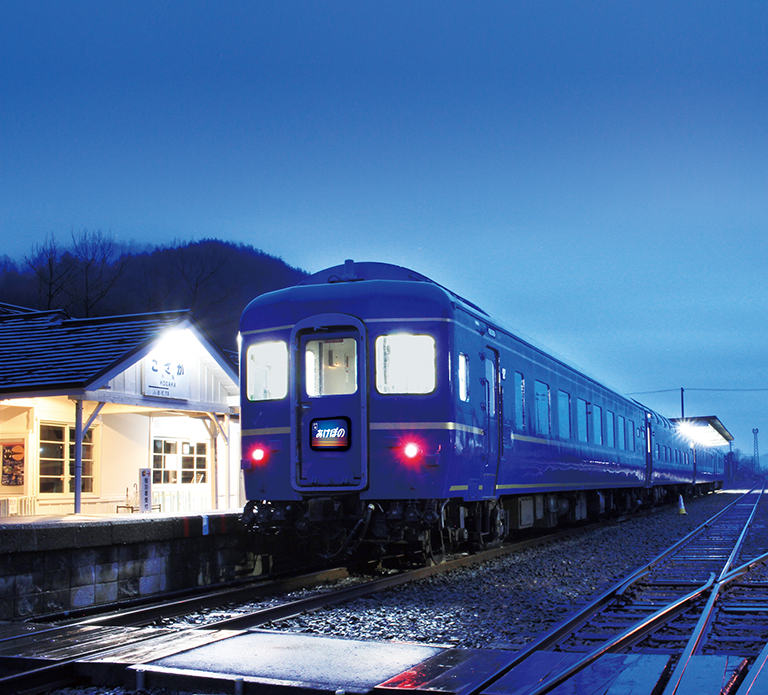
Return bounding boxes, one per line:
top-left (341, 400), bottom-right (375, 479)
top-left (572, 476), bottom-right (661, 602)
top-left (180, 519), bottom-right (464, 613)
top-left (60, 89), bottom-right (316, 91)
top-left (39, 424), bottom-right (95, 494)
top-left (153, 439), bottom-right (208, 485)
top-left (558, 390), bottom-right (571, 439)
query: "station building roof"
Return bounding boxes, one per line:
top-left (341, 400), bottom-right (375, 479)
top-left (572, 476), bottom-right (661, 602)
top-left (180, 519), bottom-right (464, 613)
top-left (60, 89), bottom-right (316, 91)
top-left (0, 304), bottom-right (238, 401)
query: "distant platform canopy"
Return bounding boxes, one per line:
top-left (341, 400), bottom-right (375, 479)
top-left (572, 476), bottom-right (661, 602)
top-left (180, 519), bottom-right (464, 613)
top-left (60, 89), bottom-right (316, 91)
top-left (672, 416), bottom-right (734, 448)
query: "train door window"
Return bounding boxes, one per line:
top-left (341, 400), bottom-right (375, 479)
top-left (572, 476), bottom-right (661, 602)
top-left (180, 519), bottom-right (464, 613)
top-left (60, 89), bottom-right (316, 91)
top-left (576, 398), bottom-right (588, 442)
top-left (592, 405), bottom-right (603, 445)
top-left (375, 334), bottom-right (436, 394)
top-left (459, 353), bottom-right (469, 402)
top-left (246, 341), bottom-right (288, 401)
top-left (306, 337), bottom-right (357, 396)
top-left (534, 380), bottom-right (550, 436)
top-left (558, 390), bottom-right (571, 439)
top-left (618, 415), bottom-right (626, 450)
top-left (628, 420), bottom-right (635, 451)
top-left (485, 358), bottom-right (496, 417)
top-left (514, 372), bottom-right (525, 430)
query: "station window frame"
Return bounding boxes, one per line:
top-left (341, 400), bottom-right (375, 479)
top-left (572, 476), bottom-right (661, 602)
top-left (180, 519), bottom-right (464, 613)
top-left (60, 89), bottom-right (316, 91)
top-left (38, 422), bottom-right (97, 495)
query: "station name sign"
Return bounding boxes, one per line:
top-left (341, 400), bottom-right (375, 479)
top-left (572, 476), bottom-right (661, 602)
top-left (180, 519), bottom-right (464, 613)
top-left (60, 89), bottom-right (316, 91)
top-left (143, 350), bottom-right (191, 400)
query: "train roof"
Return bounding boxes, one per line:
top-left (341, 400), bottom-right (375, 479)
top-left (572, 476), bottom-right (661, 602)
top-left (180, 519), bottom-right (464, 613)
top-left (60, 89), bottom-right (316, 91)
top-left (300, 260), bottom-right (491, 316)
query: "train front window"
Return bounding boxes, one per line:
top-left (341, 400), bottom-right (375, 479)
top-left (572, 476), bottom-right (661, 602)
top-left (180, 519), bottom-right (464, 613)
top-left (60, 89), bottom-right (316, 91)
top-left (305, 338), bottom-right (358, 396)
top-left (246, 341), bottom-right (288, 401)
top-left (375, 334), bottom-right (436, 394)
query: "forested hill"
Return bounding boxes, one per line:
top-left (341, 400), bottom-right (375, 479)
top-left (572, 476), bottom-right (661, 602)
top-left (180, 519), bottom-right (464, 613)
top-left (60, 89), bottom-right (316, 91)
top-left (0, 234), bottom-right (308, 350)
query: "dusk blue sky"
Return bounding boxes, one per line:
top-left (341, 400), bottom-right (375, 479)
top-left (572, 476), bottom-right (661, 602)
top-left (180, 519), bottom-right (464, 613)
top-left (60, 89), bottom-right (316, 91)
top-left (1, 2), bottom-right (766, 453)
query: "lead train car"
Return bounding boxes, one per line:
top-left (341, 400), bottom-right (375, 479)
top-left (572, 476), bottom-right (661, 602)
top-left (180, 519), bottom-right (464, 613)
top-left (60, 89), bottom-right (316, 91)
top-left (239, 261), bottom-right (723, 564)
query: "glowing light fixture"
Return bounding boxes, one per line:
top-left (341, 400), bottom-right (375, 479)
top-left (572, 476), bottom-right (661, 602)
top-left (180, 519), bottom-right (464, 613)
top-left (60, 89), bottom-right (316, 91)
top-left (251, 446), bottom-right (269, 464)
top-left (674, 417), bottom-right (733, 448)
top-left (403, 442), bottom-right (421, 460)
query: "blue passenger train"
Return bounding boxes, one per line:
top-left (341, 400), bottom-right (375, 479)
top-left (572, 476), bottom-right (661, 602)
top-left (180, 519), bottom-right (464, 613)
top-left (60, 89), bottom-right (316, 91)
top-left (239, 261), bottom-right (724, 564)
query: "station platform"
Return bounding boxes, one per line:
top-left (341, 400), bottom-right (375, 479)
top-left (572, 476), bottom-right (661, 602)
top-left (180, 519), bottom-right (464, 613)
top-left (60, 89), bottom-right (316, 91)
top-left (0, 510), bottom-right (254, 620)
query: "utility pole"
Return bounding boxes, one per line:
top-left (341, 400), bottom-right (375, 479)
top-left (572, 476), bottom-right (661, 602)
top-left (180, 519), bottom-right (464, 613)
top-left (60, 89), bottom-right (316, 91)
top-left (754, 428), bottom-right (760, 474)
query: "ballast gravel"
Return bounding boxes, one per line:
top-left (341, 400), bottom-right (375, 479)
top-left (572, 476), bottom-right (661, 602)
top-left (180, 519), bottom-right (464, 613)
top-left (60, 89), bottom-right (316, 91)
top-left (260, 490), bottom-right (742, 651)
top-left (46, 489), bottom-right (743, 695)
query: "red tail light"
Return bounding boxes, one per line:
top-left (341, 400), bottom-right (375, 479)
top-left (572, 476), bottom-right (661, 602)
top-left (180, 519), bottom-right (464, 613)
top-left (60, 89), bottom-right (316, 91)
top-left (250, 445), bottom-right (269, 466)
top-left (403, 442), bottom-right (421, 460)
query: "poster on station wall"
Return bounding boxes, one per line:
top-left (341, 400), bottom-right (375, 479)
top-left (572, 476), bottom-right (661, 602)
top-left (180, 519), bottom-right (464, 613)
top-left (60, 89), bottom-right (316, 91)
top-left (1, 441), bottom-right (25, 486)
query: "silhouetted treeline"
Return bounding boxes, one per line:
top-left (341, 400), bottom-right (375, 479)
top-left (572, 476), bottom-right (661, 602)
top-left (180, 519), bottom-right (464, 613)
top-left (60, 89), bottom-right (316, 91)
top-left (0, 230), bottom-right (308, 349)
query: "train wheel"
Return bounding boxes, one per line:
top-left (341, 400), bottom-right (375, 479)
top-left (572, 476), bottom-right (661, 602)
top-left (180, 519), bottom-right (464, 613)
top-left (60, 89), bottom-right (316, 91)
top-left (426, 526), bottom-right (446, 566)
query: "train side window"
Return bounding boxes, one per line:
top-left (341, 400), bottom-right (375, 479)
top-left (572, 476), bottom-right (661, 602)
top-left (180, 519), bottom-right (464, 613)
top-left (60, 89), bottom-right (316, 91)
top-left (576, 398), bottom-right (588, 442)
top-left (514, 372), bottom-right (525, 430)
top-left (628, 420), bottom-right (635, 451)
top-left (558, 390), bottom-right (571, 439)
top-left (592, 405), bottom-right (603, 445)
top-left (375, 334), bottom-right (436, 394)
top-left (305, 337), bottom-right (358, 396)
top-left (534, 380), bottom-right (550, 436)
top-left (618, 415), bottom-right (626, 450)
top-left (459, 353), bottom-right (469, 402)
top-left (246, 341), bottom-right (288, 401)
top-left (606, 411), bottom-right (615, 448)
top-left (655, 443), bottom-right (660, 459)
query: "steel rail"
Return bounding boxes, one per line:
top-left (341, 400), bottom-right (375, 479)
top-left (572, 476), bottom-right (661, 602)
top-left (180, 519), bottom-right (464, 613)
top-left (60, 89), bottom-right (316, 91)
top-left (521, 489), bottom-right (765, 695)
top-left (0, 524), bottom-right (594, 694)
top-left (663, 488), bottom-right (766, 695)
top-left (465, 489), bottom-right (756, 695)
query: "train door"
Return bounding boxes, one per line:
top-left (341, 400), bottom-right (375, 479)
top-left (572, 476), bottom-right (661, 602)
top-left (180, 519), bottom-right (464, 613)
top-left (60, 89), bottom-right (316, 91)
top-left (290, 314), bottom-right (368, 492)
top-left (645, 411), bottom-right (653, 486)
top-left (482, 347), bottom-right (501, 496)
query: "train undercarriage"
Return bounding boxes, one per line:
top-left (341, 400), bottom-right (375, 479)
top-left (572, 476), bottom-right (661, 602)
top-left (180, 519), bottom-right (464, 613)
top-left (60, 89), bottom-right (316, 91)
top-left (241, 483), bottom-right (721, 571)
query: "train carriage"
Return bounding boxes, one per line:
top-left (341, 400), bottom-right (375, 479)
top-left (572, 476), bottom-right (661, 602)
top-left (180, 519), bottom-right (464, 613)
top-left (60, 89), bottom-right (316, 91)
top-left (239, 260), bottom-right (723, 564)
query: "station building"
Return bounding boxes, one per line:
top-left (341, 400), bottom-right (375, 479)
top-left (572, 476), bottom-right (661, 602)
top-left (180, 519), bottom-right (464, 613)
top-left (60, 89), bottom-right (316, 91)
top-left (0, 303), bottom-right (241, 517)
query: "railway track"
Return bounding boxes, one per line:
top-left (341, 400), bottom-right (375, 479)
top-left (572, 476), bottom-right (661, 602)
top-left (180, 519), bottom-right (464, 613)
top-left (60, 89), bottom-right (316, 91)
top-left (1, 497), bottom-right (747, 694)
top-left (0, 522), bottom-right (594, 694)
top-left (421, 487), bottom-right (768, 695)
